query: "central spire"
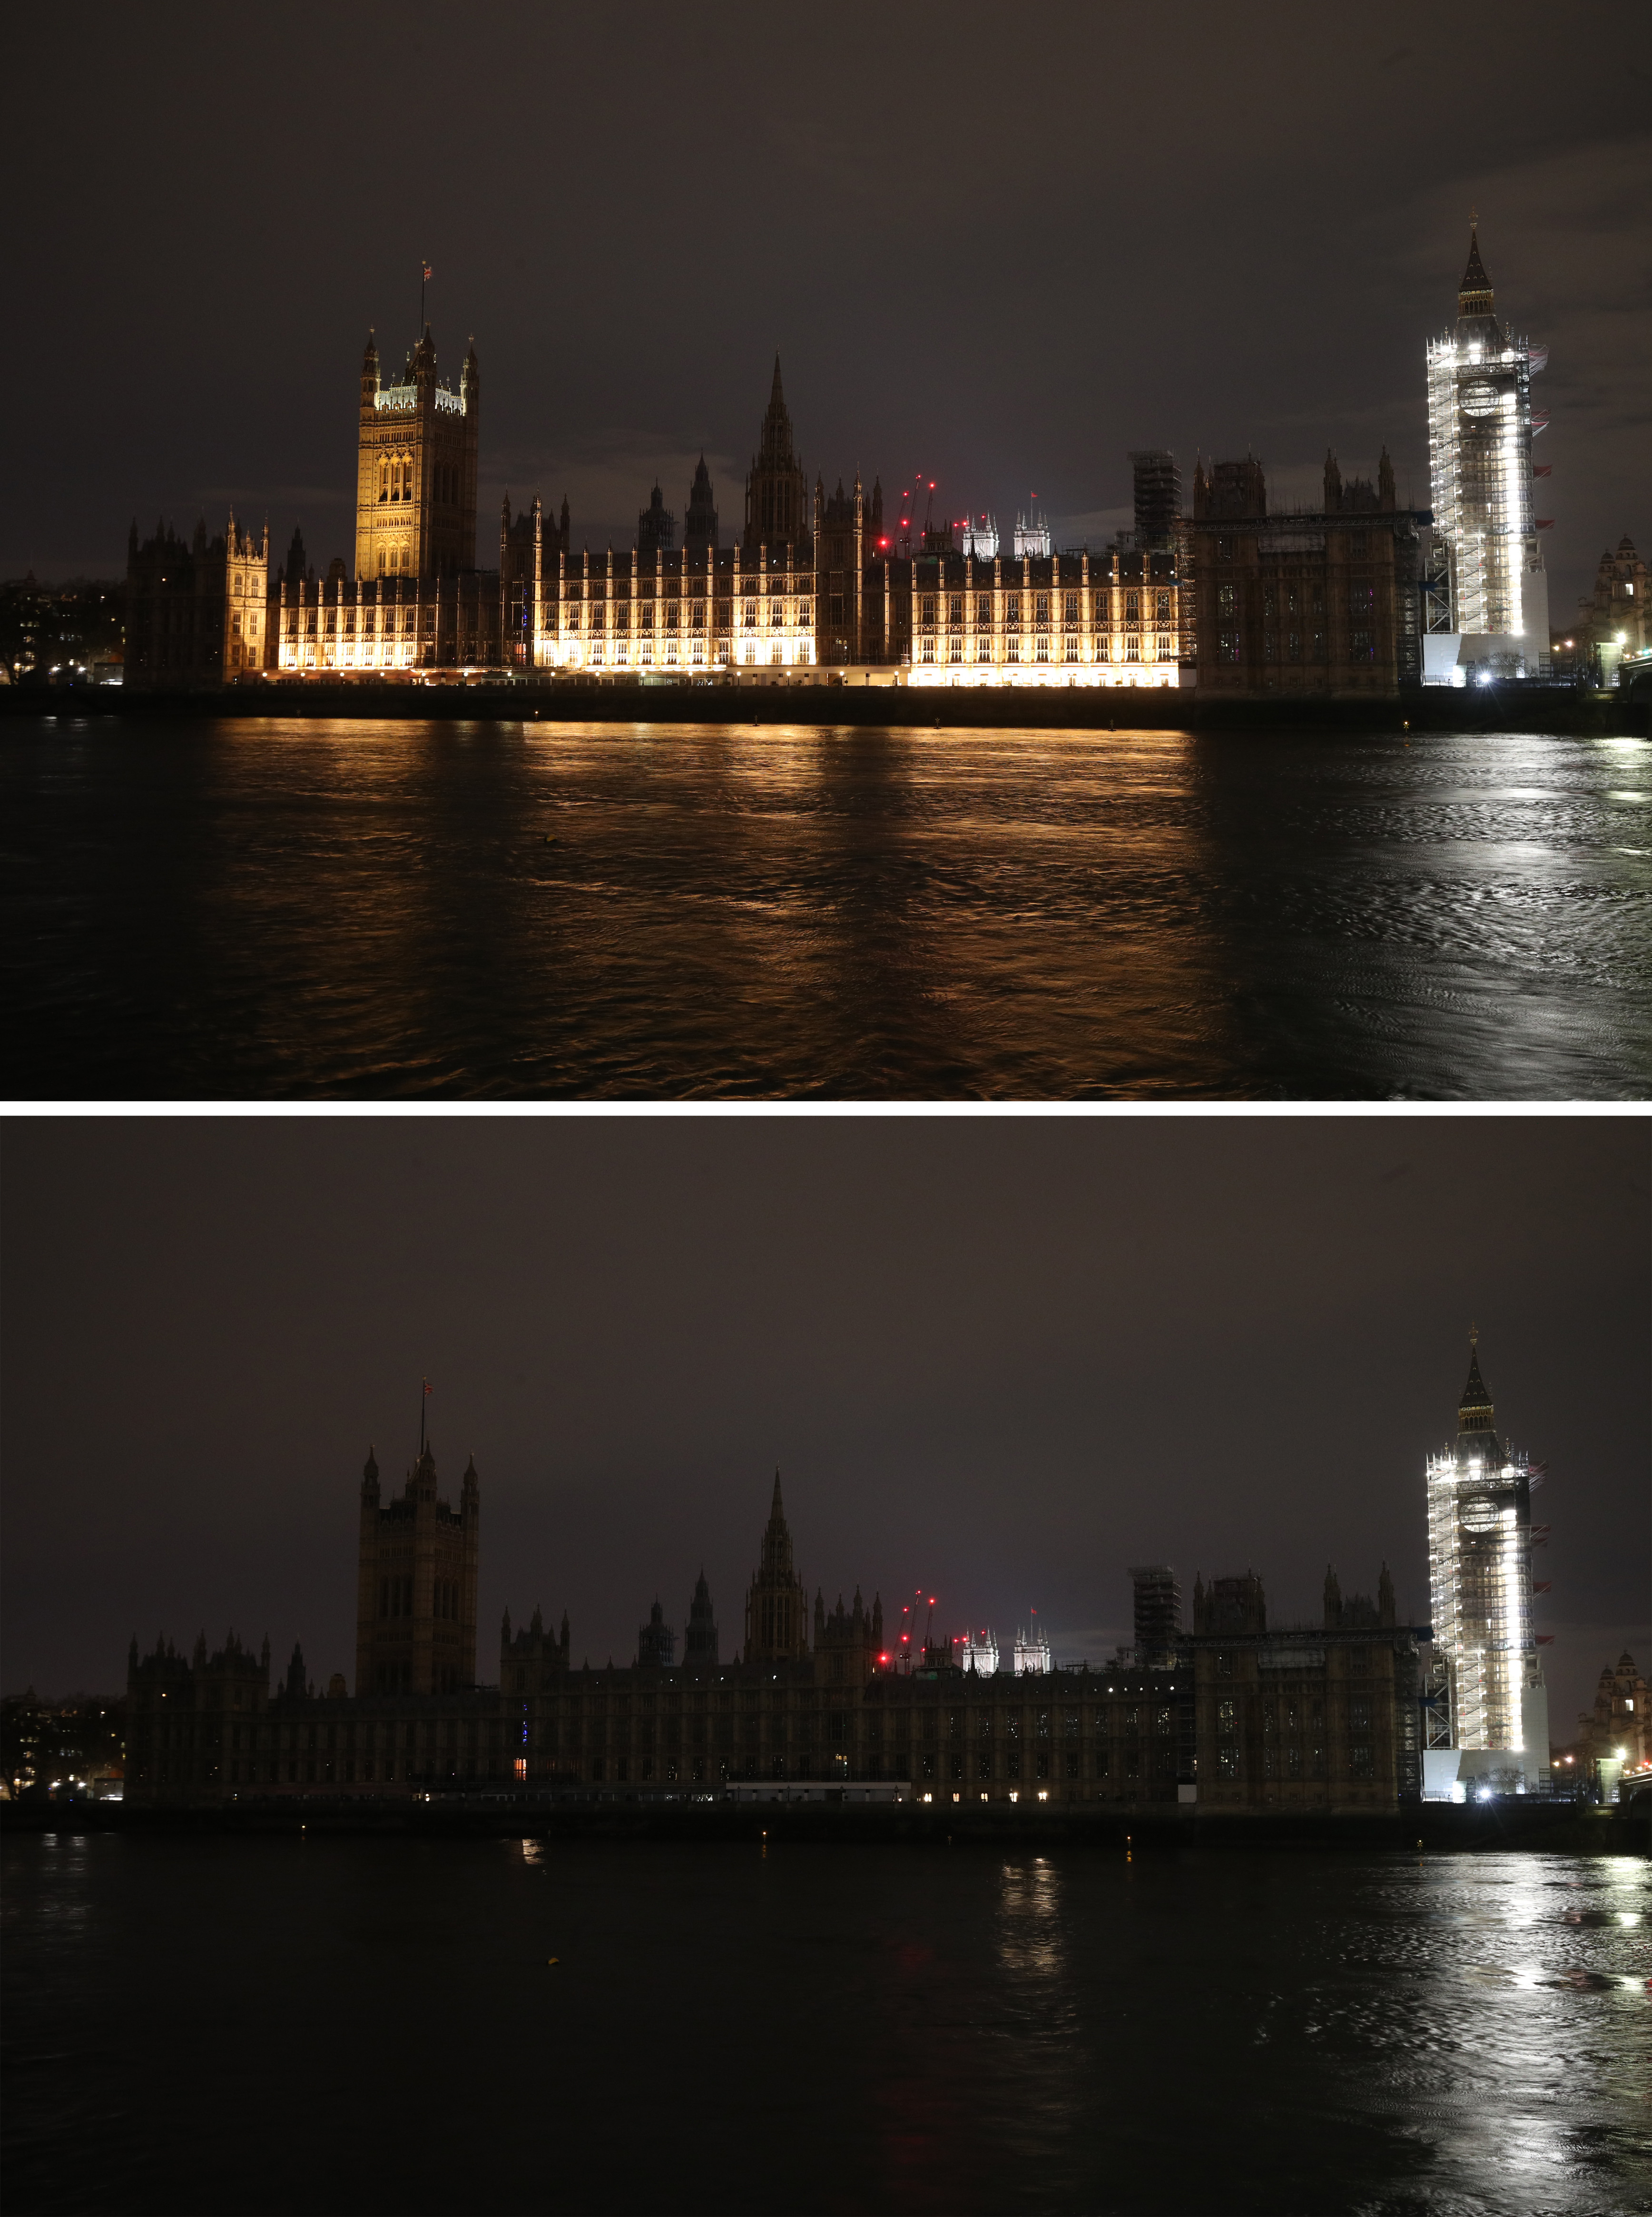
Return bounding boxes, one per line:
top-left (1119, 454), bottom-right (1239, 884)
top-left (1457, 1332), bottom-right (1495, 1436)
top-left (1457, 223), bottom-right (1494, 320)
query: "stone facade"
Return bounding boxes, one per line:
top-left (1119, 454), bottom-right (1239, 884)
top-left (125, 510), bottom-right (268, 689)
top-left (273, 567), bottom-right (502, 674)
top-left (1191, 452), bottom-right (1424, 696)
top-left (1574, 1650), bottom-right (1650, 1775)
top-left (1570, 536), bottom-right (1650, 683)
top-left (354, 326), bottom-right (479, 583)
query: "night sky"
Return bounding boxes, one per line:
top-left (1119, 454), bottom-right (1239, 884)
top-left (5, 2), bottom-right (1648, 620)
top-left (2, 1116), bottom-right (1644, 1735)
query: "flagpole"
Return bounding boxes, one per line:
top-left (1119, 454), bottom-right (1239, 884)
top-left (419, 262), bottom-right (425, 334)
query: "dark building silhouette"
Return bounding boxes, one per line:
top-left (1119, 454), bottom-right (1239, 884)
top-left (354, 1442), bottom-right (479, 1695)
top-left (1190, 452), bottom-right (1424, 696)
top-left (638, 1599), bottom-right (676, 1668)
top-left (1130, 1564), bottom-right (1182, 1658)
top-left (638, 483), bottom-right (676, 557)
top-left (683, 458), bottom-right (718, 552)
top-left (1128, 450), bottom-right (1182, 547)
top-left (684, 1572), bottom-right (719, 1671)
top-left (744, 356), bottom-right (809, 550)
top-left (123, 1462), bottom-right (1422, 1815)
top-left (125, 510), bottom-right (267, 689)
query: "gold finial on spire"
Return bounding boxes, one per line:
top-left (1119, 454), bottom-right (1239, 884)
top-left (1469, 1323), bottom-right (1478, 1344)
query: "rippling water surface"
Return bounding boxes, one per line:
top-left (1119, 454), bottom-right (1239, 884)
top-left (3, 1835), bottom-right (1647, 2215)
top-left (2, 715), bottom-right (1648, 1096)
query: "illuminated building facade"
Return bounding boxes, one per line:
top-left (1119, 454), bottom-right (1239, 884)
top-left (1424, 1337), bottom-right (1548, 1790)
top-left (1190, 452), bottom-right (1424, 696)
top-left (124, 510), bottom-right (268, 689)
top-left (354, 325), bottom-right (479, 582)
top-left (870, 546), bottom-right (1183, 687)
top-left (1424, 226), bottom-right (1549, 681)
top-left (355, 1442), bottom-right (480, 1696)
top-left (274, 567), bottom-right (502, 674)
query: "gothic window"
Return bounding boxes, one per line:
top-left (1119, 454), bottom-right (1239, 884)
top-left (921, 596), bottom-right (936, 625)
top-left (1035, 595), bottom-right (1049, 624)
top-left (1157, 591), bottom-right (1171, 622)
top-left (976, 596), bottom-right (992, 626)
top-left (797, 599), bottom-right (810, 622)
top-left (1006, 595), bottom-right (1021, 625)
top-left (948, 596), bottom-right (963, 625)
top-left (1126, 592), bottom-right (1140, 621)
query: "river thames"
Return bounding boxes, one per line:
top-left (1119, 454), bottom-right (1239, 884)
top-left (2, 1834), bottom-right (1646, 2216)
top-left (2, 715), bottom-right (1648, 1097)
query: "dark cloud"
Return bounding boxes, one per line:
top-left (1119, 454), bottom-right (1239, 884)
top-left (1, 1117), bottom-right (1644, 1737)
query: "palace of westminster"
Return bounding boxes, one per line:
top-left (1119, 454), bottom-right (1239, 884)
top-left (123, 317), bottom-right (1428, 702)
top-left (125, 1448), bottom-right (1424, 1817)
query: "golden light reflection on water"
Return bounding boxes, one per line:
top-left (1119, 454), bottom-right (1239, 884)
top-left (4, 714), bottom-right (1648, 1096)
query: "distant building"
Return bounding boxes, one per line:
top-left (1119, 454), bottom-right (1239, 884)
top-left (125, 510), bottom-right (268, 689)
top-left (1190, 451), bottom-right (1425, 697)
top-left (1424, 224), bottom-right (1549, 681)
top-left (957, 515), bottom-right (999, 559)
top-left (1572, 1650), bottom-right (1650, 1793)
top-left (1423, 1335), bottom-right (1548, 1796)
top-left (1571, 536), bottom-right (1650, 685)
top-left (1013, 511), bottom-right (1052, 559)
top-left (954, 1629), bottom-right (1000, 1675)
top-left (1013, 1624), bottom-right (1053, 1674)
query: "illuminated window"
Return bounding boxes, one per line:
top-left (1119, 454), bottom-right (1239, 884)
top-left (948, 635), bottom-right (962, 662)
top-left (921, 595), bottom-right (936, 625)
top-left (976, 635), bottom-right (991, 660)
top-left (1064, 593), bottom-right (1078, 624)
top-left (1156, 635), bottom-right (1171, 659)
top-left (922, 636), bottom-right (936, 661)
top-left (1035, 636), bottom-right (1049, 660)
top-left (1006, 595), bottom-right (1021, 624)
top-left (976, 595), bottom-right (991, 625)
